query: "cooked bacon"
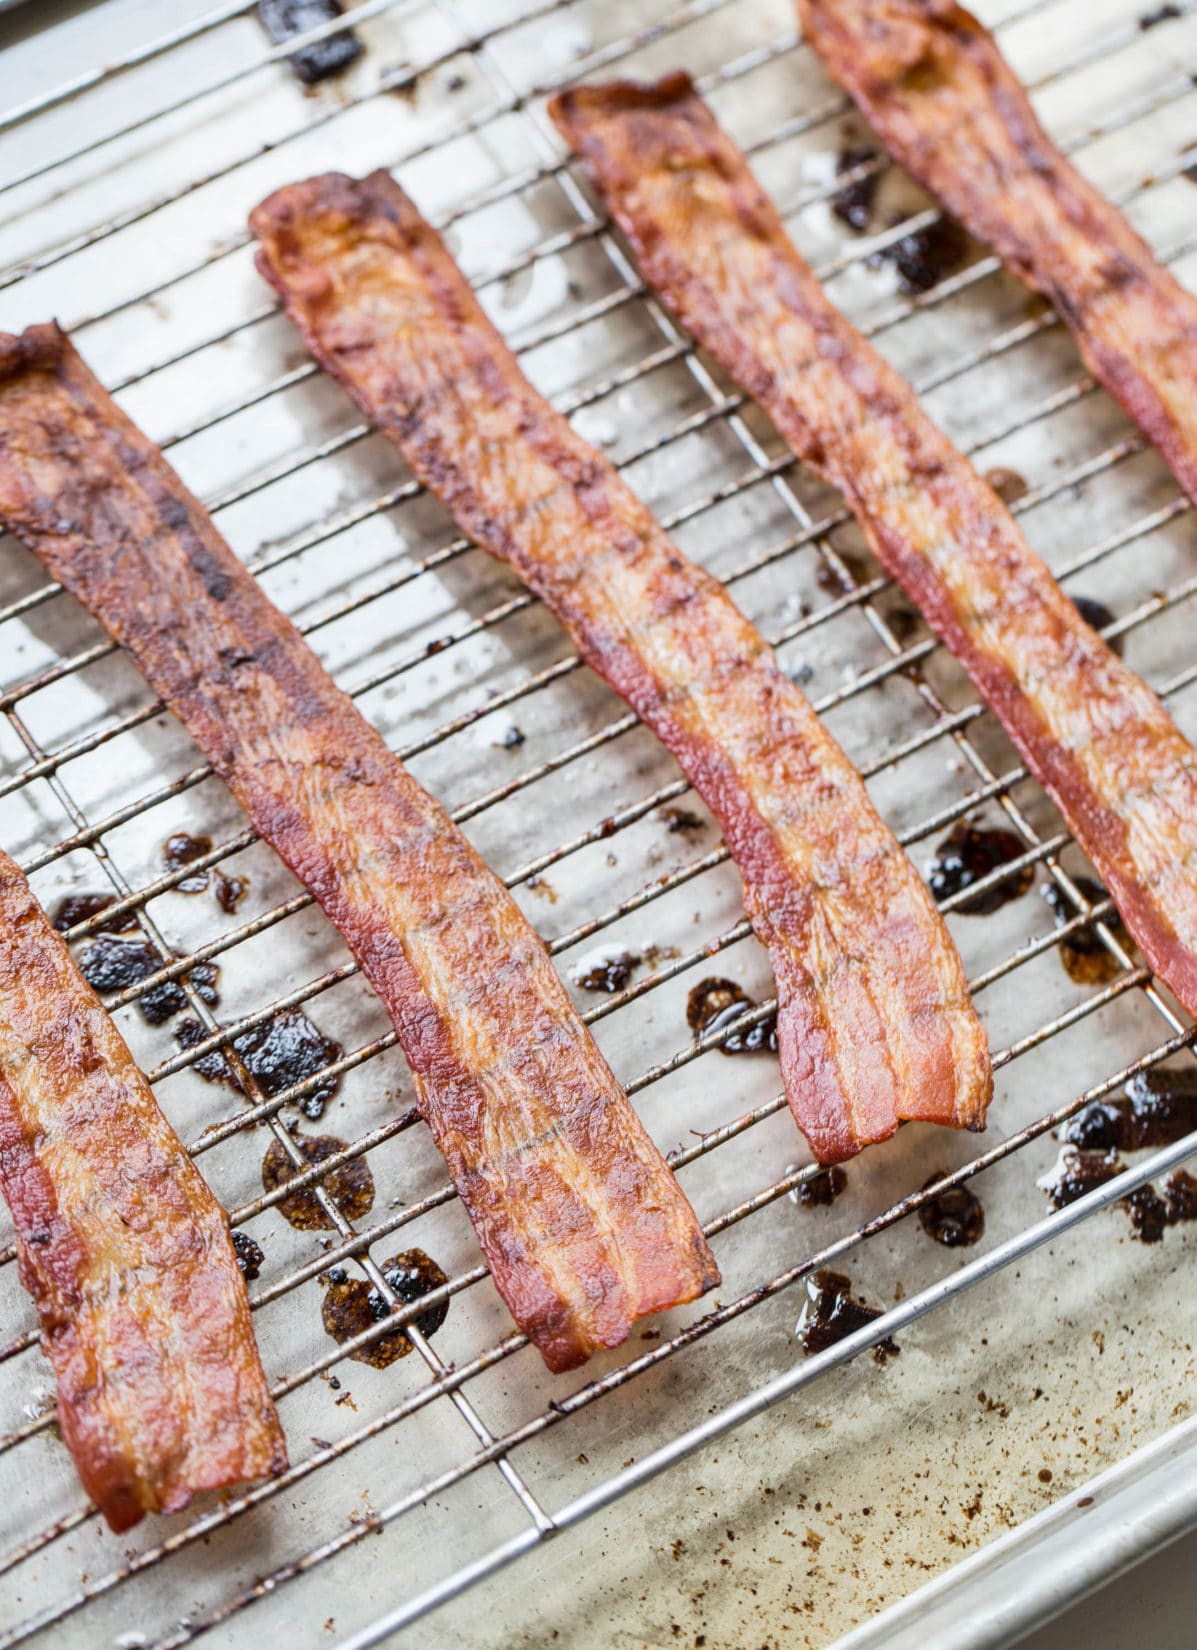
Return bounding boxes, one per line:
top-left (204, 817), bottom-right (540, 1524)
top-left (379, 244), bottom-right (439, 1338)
top-left (797, 0), bottom-right (1197, 507)
top-left (249, 170), bottom-right (991, 1166)
top-left (550, 73), bottom-right (1197, 1022)
top-left (0, 324), bottom-right (717, 1374)
top-left (0, 850), bottom-right (286, 1531)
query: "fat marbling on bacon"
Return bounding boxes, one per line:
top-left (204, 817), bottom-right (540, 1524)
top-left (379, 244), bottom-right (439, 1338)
top-left (249, 167), bottom-right (992, 1166)
top-left (0, 323), bottom-right (717, 1374)
top-left (798, 0), bottom-right (1197, 509)
top-left (549, 72), bottom-right (1197, 1023)
top-left (0, 850), bottom-right (286, 1531)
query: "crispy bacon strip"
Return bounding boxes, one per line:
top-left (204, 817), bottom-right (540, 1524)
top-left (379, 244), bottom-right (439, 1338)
top-left (0, 850), bottom-right (286, 1531)
top-left (0, 324), bottom-right (717, 1373)
top-left (550, 73), bottom-right (1197, 1022)
top-left (249, 169), bottom-right (991, 1166)
top-left (798, 0), bottom-right (1197, 507)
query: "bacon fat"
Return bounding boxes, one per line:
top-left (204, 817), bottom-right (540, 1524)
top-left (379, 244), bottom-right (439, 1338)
top-left (0, 323), bottom-right (717, 1373)
top-left (797, 0), bottom-right (1197, 508)
top-left (250, 168), bottom-right (991, 1165)
top-left (0, 850), bottom-right (286, 1531)
top-left (550, 72), bottom-right (1197, 1024)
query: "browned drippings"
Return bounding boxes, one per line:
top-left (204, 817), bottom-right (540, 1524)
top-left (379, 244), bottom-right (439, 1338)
top-left (686, 977), bottom-right (778, 1055)
top-left (573, 950), bottom-right (641, 993)
top-left (1062, 1067), bottom-right (1197, 1152)
top-left (320, 1249), bottom-right (449, 1367)
top-left (918, 1175), bottom-right (985, 1247)
top-left (799, 1166), bottom-right (848, 1207)
top-left (51, 892), bottom-right (137, 935)
top-left (77, 932), bottom-right (219, 1025)
top-left (214, 870), bottom-right (249, 913)
top-left (797, 1270), bottom-right (898, 1363)
top-left (1070, 594), bottom-right (1122, 656)
top-left (660, 806), bottom-right (706, 835)
top-left (231, 1229), bottom-right (264, 1281)
top-left (262, 1133), bottom-right (375, 1230)
top-left (984, 467), bottom-right (1028, 506)
top-left (1041, 876), bottom-right (1128, 985)
top-left (1038, 1146), bottom-right (1126, 1210)
top-left (163, 831), bottom-right (213, 893)
top-left (815, 548), bottom-right (870, 597)
top-left (176, 1008), bottom-right (343, 1119)
top-left (257, 0), bottom-right (363, 84)
top-left (1139, 4), bottom-right (1180, 27)
top-left (871, 215), bottom-right (969, 294)
top-left (830, 143), bottom-right (881, 232)
top-left (1164, 1170), bottom-right (1197, 1223)
top-left (1122, 1184), bottom-right (1170, 1243)
top-left (927, 820), bottom-right (1032, 914)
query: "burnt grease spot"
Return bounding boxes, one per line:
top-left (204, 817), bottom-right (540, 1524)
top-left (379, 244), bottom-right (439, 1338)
top-left (928, 820), bottom-right (1032, 914)
top-left (1039, 1146), bottom-right (1197, 1244)
top-left (797, 1270), bottom-right (898, 1363)
top-left (256, 0), bottom-right (363, 83)
top-left (262, 1134), bottom-right (374, 1230)
top-left (918, 1175), bottom-right (985, 1246)
top-left (661, 806), bottom-right (707, 835)
top-left (830, 143), bottom-right (881, 232)
top-left (51, 892), bottom-right (137, 935)
top-left (1062, 1067), bottom-right (1197, 1152)
top-left (176, 1008), bottom-right (343, 1119)
top-left (687, 977), bottom-right (778, 1055)
top-left (984, 467), bottom-right (1028, 506)
top-left (799, 1166), bottom-right (847, 1207)
top-left (321, 1250), bottom-right (449, 1367)
top-left (77, 932), bottom-right (218, 1025)
top-left (573, 950), bottom-right (640, 993)
top-left (1041, 876), bottom-right (1128, 985)
top-left (871, 215), bottom-right (969, 294)
top-left (1139, 4), bottom-right (1180, 27)
top-left (231, 1229), bottom-right (264, 1281)
top-left (1070, 594), bottom-right (1120, 650)
top-left (214, 870), bottom-right (249, 913)
top-left (163, 831), bottom-right (212, 893)
top-left (1039, 1146), bottom-right (1124, 1210)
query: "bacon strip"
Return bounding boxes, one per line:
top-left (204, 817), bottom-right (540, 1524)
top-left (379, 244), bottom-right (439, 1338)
top-left (0, 850), bottom-right (286, 1531)
top-left (0, 324), bottom-right (717, 1374)
top-left (797, 0), bottom-right (1197, 507)
top-left (249, 170), bottom-right (991, 1166)
top-left (550, 73), bottom-right (1197, 1023)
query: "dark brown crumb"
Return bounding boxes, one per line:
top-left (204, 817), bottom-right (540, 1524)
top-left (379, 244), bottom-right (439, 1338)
top-left (917, 1175), bottom-right (985, 1246)
top-left (262, 1133), bottom-right (375, 1230)
top-left (321, 1249), bottom-right (449, 1366)
top-left (686, 977), bottom-right (778, 1054)
top-left (162, 830), bottom-right (213, 893)
top-left (799, 1166), bottom-right (847, 1207)
top-left (176, 1008), bottom-right (343, 1118)
top-left (256, 0), bottom-right (363, 83)
top-left (231, 1228), bottom-right (264, 1281)
top-left (927, 819), bottom-right (1032, 914)
top-left (77, 932), bottom-right (219, 1024)
top-left (797, 1270), bottom-right (898, 1363)
top-left (660, 806), bottom-right (707, 835)
top-left (497, 725), bottom-right (526, 749)
top-left (51, 892), bottom-right (137, 935)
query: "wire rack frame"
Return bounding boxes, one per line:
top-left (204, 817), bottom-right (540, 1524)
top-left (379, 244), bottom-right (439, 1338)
top-left (0, 0), bottom-right (1195, 1645)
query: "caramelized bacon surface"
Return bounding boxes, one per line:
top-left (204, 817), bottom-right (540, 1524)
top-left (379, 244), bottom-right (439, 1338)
top-left (0, 324), bottom-right (717, 1373)
top-left (250, 169), bottom-right (991, 1165)
top-left (798, 0), bottom-right (1197, 506)
top-left (550, 73), bottom-right (1197, 1022)
top-left (0, 852), bottom-right (285, 1531)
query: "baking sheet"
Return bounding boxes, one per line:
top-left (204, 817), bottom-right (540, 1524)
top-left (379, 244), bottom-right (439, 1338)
top-left (0, 1), bottom-right (1194, 1645)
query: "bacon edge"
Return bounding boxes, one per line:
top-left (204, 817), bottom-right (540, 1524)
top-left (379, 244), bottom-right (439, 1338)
top-left (249, 167), bottom-right (992, 1165)
top-left (797, 0), bottom-right (1197, 509)
top-left (0, 322), bottom-right (718, 1374)
top-left (0, 850), bottom-right (286, 1532)
top-left (549, 72), bottom-right (1197, 1024)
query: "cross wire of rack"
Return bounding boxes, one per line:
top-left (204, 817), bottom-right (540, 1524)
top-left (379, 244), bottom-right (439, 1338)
top-left (0, 0), bottom-right (1195, 1645)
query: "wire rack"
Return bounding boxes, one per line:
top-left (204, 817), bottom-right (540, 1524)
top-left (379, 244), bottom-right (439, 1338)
top-left (0, 0), bottom-right (1195, 1645)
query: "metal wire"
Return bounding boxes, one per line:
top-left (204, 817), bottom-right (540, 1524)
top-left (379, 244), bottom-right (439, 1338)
top-left (0, 0), bottom-right (1195, 1645)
